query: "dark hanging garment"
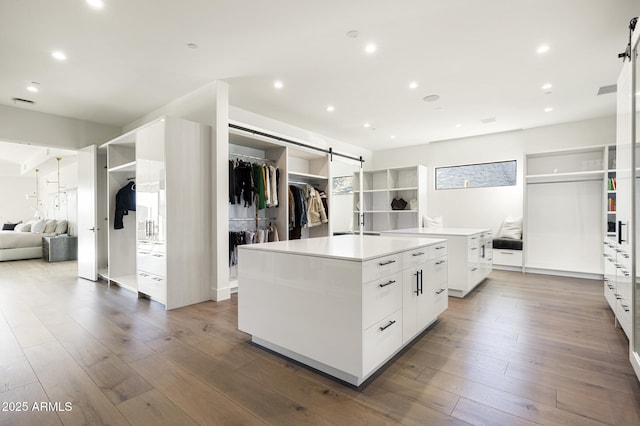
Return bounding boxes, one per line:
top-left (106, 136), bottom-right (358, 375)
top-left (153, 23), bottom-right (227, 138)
top-left (252, 164), bottom-right (267, 210)
top-left (229, 160), bottom-right (237, 204)
top-left (114, 181), bottom-right (136, 229)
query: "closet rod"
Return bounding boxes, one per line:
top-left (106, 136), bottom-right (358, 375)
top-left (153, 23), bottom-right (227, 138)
top-left (229, 217), bottom-right (276, 221)
top-left (127, 177), bottom-right (135, 181)
top-left (289, 180), bottom-right (319, 186)
top-left (229, 123), bottom-right (364, 165)
top-left (229, 152), bottom-right (276, 163)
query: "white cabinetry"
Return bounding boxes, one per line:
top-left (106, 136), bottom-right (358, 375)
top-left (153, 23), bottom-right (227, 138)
top-left (238, 235), bottom-right (447, 386)
top-left (383, 228), bottom-right (491, 298)
top-left (354, 166), bottom-right (427, 232)
top-left (101, 116), bottom-right (211, 310)
top-left (524, 147), bottom-right (605, 277)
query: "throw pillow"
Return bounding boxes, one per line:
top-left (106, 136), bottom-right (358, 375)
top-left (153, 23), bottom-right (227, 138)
top-left (498, 216), bottom-right (522, 240)
top-left (44, 219), bottom-right (57, 234)
top-left (54, 220), bottom-right (68, 234)
top-left (31, 218), bottom-right (46, 234)
top-left (424, 215), bottom-right (443, 228)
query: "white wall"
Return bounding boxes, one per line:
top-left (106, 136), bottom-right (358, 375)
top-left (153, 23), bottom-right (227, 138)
top-left (0, 174), bottom-right (36, 225)
top-left (372, 116), bottom-right (616, 234)
top-left (0, 105), bottom-right (120, 149)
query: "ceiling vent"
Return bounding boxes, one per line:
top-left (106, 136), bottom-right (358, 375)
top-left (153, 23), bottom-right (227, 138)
top-left (597, 84), bottom-right (617, 95)
top-left (11, 97), bottom-right (35, 105)
top-left (480, 117), bottom-right (496, 124)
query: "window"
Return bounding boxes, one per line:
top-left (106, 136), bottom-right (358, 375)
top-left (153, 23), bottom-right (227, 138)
top-left (435, 160), bottom-right (517, 190)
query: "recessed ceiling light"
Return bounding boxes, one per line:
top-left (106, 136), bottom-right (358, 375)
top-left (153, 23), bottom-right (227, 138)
top-left (435, 107), bottom-right (444, 112)
top-left (536, 44), bottom-right (550, 54)
top-left (542, 83), bottom-right (552, 90)
top-left (346, 30), bottom-right (359, 38)
top-left (187, 43), bottom-right (199, 49)
top-left (544, 107), bottom-right (553, 112)
top-left (455, 124), bottom-right (462, 128)
top-left (273, 80), bottom-right (283, 89)
top-left (363, 123), bottom-right (371, 128)
top-left (51, 50), bottom-right (67, 61)
top-left (365, 43), bottom-right (377, 54)
top-left (409, 82), bottom-right (418, 89)
top-left (423, 94), bottom-right (440, 102)
top-left (26, 82), bottom-right (40, 93)
top-left (390, 135), bottom-right (396, 140)
top-left (326, 105), bottom-right (335, 112)
top-left (86, 0), bottom-right (104, 9)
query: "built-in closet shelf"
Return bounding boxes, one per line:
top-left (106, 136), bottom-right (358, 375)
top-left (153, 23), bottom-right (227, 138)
top-left (110, 274), bottom-right (137, 290)
top-left (362, 189), bottom-right (388, 193)
top-left (358, 210), bottom-right (419, 214)
top-left (288, 171), bottom-right (328, 182)
top-left (525, 170), bottom-right (604, 183)
top-left (108, 161), bottom-right (136, 173)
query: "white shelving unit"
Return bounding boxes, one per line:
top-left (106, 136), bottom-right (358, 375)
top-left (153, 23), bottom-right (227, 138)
top-left (100, 116), bottom-right (212, 310)
top-left (353, 165), bottom-right (427, 232)
top-left (524, 146), bottom-right (605, 277)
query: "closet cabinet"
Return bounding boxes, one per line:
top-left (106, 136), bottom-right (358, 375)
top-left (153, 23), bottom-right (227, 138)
top-left (524, 147), bottom-right (605, 277)
top-left (101, 116), bottom-right (211, 310)
top-left (354, 165), bottom-right (427, 233)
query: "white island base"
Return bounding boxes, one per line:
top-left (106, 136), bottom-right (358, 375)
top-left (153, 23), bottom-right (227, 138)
top-left (238, 235), bottom-right (448, 386)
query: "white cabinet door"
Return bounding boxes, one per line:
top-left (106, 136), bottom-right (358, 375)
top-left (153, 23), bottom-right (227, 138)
top-left (402, 262), bottom-right (430, 343)
top-left (77, 145), bottom-right (98, 281)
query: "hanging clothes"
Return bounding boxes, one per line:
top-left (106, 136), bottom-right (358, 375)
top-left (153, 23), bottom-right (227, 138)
top-left (268, 165), bottom-right (278, 207)
top-left (305, 184), bottom-right (328, 228)
top-left (114, 181), bottom-right (136, 230)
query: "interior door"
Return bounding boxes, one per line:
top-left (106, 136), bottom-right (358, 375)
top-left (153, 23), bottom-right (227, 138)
top-left (77, 145), bottom-right (98, 281)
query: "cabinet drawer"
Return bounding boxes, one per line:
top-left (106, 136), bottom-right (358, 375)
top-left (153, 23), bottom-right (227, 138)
top-left (363, 272), bottom-right (403, 329)
top-left (468, 245), bottom-right (480, 262)
top-left (363, 254), bottom-right (402, 282)
top-left (363, 310), bottom-right (403, 375)
top-left (493, 250), bottom-right (522, 267)
top-left (432, 285), bottom-right (448, 317)
top-left (137, 250), bottom-right (166, 274)
top-left (603, 280), bottom-right (616, 311)
top-left (403, 247), bottom-right (429, 268)
top-left (138, 271), bottom-right (166, 303)
top-left (467, 264), bottom-right (483, 285)
top-left (617, 299), bottom-right (632, 337)
top-left (428, 243), bottom-right (447, 259)
top-left (427, 257), bottom-right (448, 287)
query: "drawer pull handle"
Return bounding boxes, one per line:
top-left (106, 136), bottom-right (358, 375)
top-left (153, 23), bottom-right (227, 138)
top-left (500, 251), bottom-right (514, 255)
top-left (379, 320), bottom-right (396, 332)
top-left (471, 247), bottom-right (478, 251)
top-left (436, 260), bottom-right (446, 265)
top-left (412, 252), bottom-right (425, 257)
top-left (623, 271), bottom-right (630, 276)
top-left (615, 293), bottom-right (622, 300)
top-left (152, 254), bottom-right (164, 257)
top-left (608, 284), bottom-right (615, 290)
top-left (471, 267), bottom-right (478, 272)
top-left (435, 246), bottom-right (445, 250)
top-left (622, 304), bottom-right (630, 312)
top-left (435, 288), bottom-right (446, 295)
top-left (379, 260), bottom-right (397, 266)
top-left (152, 277), bottom-right (162, 281)
top-left (623, 253), bottom-right (630, 259)
top-left (379, 280), bottom-right (396, 288)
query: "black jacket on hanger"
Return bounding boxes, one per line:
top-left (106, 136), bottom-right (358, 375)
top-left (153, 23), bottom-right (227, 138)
top-left (114, 181), bottom-right (136, 229)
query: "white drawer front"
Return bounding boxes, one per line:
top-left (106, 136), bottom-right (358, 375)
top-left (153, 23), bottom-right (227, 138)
top-left (432, 285), bottom-right (448, 317)
top-left (137, 250), bottom-right (166, 275)
top-left (428, 243), bottom-right (447, 259)
top-left (603, 280), bottom-right (616, 311)
top-left (363, 271), bottom-right (403, 329)
top-left (138, 271), bottom-right (166, 303)
top-left (363, 254), bottom-right (402, 282)
top-left (403, 247), bottom-right (429, 268)
top-left (617, 299), bottom-right (632, 337)
top-left (493, 250), bottom-right (522, 267)
top-left (363, 310), bottom-right (403, 375)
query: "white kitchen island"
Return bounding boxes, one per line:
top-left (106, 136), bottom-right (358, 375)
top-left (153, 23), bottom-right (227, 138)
top-left (237, 235), bottom-right (448, 386)
top-left (382, 227), bottom-right (492, 298)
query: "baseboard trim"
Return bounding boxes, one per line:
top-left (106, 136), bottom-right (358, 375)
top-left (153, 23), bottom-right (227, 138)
top-left (523, 267), bottom-right (603, 280)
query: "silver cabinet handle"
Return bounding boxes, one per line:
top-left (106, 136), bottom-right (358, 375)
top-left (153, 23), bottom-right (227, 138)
top-left (471, 267), bottom-right (478, 272)
top-left (412, 252), bottom-right (425, 257)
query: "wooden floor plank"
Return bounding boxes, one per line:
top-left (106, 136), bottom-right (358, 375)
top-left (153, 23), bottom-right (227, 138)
top-left (0, 381), bottom-right (62, 426)
top-left (452, 397), bottom-right (538, 426)
top-left (22, 341), bottom-right (129, 425)
top-left (115, 389), bottom-right (199, 426)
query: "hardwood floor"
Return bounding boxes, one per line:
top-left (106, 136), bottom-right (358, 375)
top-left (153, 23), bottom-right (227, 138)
top-left (1, 260), bottom-right (639, 425)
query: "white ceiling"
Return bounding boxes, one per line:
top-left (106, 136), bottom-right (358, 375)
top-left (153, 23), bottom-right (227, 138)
top-left (0, 0), bottom-right (638, 152)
